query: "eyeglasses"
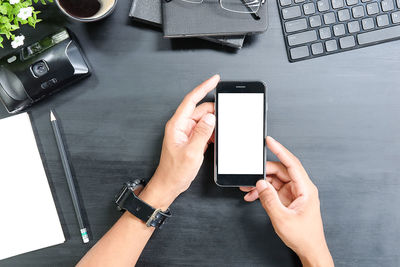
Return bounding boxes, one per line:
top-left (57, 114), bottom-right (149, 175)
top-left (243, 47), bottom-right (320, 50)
top-left (171, 0), bottom-right (265, 15)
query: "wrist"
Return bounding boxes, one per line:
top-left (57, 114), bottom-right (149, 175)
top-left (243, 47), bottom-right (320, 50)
top-left (138, 175), bottom-right (178, 211)
top-left (298, 244), bottom-right (334, 267)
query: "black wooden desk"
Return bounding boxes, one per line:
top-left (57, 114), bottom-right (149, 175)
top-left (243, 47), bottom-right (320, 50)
top-left (1, 1), bottom-right (400, 266)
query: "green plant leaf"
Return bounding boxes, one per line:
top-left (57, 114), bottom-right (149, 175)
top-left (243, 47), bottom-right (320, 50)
top-left (0, 16), bottom-right (8, 23)
top-left (0, 0), bottom-right (50, 48)
top-left (0, 5), bottom-right (7, 15)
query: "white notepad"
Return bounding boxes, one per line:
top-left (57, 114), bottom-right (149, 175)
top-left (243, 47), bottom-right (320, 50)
top-left (0, 113), bottom-right (65, 261)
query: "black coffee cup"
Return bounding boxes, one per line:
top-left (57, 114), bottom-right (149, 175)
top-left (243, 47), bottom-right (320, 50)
top-left (55, 0), bottom-right (118, 22)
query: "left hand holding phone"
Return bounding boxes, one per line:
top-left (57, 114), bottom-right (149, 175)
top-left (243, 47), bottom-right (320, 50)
top-left (139, 75), bottom-right (220, 211)
top-left (240, 136), bottom-right (334, 267)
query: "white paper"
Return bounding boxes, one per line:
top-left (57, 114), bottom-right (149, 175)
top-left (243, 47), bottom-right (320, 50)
top-left (218, 93), bottom-right (264, 174)
top-left (0, 113), bottom-right (65, 260)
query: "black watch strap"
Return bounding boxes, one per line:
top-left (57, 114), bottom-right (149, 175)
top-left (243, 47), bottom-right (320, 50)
top-left (115, 180), bottom-right (172, 228)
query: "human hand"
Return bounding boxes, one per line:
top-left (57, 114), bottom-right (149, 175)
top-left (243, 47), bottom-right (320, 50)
top-left (240, 137), bottom-right (334, 267)
top-left (139, 75), bottom-right (219, 210)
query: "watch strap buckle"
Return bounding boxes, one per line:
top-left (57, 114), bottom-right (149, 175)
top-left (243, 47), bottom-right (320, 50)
top-left (146, 208), bottom-right (162, 227)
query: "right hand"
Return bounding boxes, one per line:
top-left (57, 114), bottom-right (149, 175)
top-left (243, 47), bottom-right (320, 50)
top-left (138, 75), bottom-right (219, 211)
top-left (240, 136), bottom-right (334, 267)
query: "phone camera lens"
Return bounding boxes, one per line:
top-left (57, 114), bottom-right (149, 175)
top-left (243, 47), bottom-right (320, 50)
top-left (31, 60), bottom-right (49, 77)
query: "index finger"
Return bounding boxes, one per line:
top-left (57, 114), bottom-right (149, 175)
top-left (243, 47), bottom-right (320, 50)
top-left (174, 75), bottom-right (220, 119)
top-left (266, 136), bottom-right (307, 183)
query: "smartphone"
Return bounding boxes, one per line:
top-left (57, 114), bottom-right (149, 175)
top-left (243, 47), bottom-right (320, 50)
top-left (214, 81), bottom-right (267, 187)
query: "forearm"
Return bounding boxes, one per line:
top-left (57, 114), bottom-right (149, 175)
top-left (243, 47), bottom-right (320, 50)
top-left (77, 176), bottom-right (176, 267)
top-left (77, 212), bottom-right (154, 267)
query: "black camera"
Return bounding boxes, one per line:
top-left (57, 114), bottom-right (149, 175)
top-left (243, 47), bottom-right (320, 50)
top-left (0, 29), bottom-right (91, 113)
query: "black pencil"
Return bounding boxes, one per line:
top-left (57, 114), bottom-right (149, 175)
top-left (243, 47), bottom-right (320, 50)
top-left (50, 110), bottom-right (89, 244)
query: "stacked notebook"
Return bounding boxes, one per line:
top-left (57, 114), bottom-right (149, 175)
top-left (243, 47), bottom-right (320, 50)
top-left (129, 0), bottom-right (268, 49)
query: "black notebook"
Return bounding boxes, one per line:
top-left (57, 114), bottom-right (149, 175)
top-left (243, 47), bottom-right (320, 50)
top-left (162, 0), bottom-right (268, 38)
top-left (129, 0), bottom-right (245, 49)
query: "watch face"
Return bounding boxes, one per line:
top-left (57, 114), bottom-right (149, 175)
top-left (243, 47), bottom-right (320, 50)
top-left (127, 179), bottom-right (145, 194)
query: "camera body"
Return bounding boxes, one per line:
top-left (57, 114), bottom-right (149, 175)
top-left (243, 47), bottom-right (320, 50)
top-left (0, 29), bottom-right (90, 113)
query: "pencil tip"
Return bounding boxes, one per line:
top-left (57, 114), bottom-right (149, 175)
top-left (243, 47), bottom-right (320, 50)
top-left (50, 110), bottom-right (56, 121)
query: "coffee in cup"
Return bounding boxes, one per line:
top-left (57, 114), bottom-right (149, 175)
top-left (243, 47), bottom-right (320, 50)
top-left (55, 0), bottom-right (117, 22)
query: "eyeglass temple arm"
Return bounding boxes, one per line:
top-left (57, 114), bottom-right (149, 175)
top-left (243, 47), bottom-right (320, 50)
top-left (241, 0), bottom-right (265, 20)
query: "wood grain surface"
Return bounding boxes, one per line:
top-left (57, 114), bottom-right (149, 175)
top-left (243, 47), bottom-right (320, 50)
top-left (0, 1), bottom-right (399, 266)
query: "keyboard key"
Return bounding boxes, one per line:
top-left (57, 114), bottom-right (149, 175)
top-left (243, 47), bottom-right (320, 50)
top-left (339, 36), bottom-right (356, 48)
top-left (333, 24), bottom-right (346, 36)
top-left (290, 46), bottom-right (309, 59)
top-left (377, 14), bottom-right (390, 27)
top-left (309, 15), bottom-right (322, 27)
top-left (294, 0), bottom-right (306, 3)
top-left (317, 0), bottom-right (330, 11)
top-left (325, 40), bottom-right (338, 51)
top-left (324, 12), bottom-right (336, 24)
top-left (280, 0), bottom-right (292, 6)
top-left (319, 27), bottom-right (332, 39)
top-left (346, 0), bottom-right (358, 5)
top-left (397, 0), bottom-right (400, 8)
top-left (361, 0), bottom-right (371, 2)
top-left (348, 20), bottom-right (361, 32)
top-left (358, 25), bottom-right (400, 44)
top-left (392, 11), bottom-right (400, 23)
top-left (381, 0), bottom-right (394, 11)
top-left (332, 0), bottom-right (344, 9)
top-left (338, 9), bottom-right (351, 21)
top-left (282, 6), bottom-right (301, 19)
top-left (311, 43), bottom-right (324, 54)
top-left (352, 6), bottom-right (365, 18)
top-left (288, 30), bottom-right (318, 46)
top-left (367, 3), bottom-right (379, 15)
top-left (362, 17), bottom-right (375, 30)
top-left (303, 3), bottom-right (316, 15)
top-left (285, 18), bottom-right (308, 32)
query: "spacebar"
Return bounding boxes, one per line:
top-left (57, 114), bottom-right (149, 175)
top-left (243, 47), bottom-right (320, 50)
top-left (358, 26), bottom-right (400, 45)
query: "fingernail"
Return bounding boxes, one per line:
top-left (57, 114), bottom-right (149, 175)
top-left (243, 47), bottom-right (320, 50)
top-left (204, 113), bottom-right (216, 126)
top-left (267, 136), bottom-right (275, 141)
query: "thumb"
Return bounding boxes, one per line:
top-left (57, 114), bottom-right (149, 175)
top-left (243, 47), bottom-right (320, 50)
top-left (256, 180), bottom-right (286, 220)
top-left (190, 113), bottom-right (215, 150)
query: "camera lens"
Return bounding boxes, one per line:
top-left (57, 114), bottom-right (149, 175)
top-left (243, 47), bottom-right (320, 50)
top-left (31, 60), bottom-right (49, 77)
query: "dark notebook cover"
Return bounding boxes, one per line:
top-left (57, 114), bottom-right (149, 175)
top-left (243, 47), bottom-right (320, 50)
top-left (162, 0), bottom-right (268, 38)
top-left (129, 0), bottom-right (245, 49)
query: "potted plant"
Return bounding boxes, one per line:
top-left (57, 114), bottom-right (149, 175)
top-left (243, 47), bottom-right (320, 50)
top-left (0, 0), bottom-right (52, 48)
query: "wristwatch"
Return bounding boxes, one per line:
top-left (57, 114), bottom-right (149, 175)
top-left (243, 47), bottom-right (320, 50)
top-left (114, 179), bottom-right (172, 228)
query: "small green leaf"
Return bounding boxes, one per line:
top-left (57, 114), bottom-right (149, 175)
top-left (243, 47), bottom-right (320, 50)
top-left (0, 16), bottom-right (8, 23)
top-left (0, 5), bottom-right (7, 15)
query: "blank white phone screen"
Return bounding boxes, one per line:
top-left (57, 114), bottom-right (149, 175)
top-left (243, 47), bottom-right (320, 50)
top-left (218, 93), bottom-right (264, 174)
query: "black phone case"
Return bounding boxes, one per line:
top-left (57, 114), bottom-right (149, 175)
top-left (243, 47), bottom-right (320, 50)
top-left (214, 81), bottom-right (267, 187)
